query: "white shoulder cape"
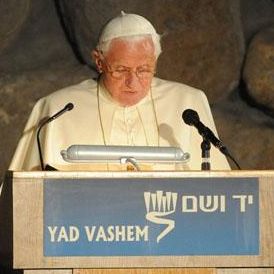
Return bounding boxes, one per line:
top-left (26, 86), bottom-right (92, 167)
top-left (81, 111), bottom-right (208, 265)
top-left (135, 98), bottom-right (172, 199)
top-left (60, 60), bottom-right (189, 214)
top-left (9, 77), bottom-right (230, 171)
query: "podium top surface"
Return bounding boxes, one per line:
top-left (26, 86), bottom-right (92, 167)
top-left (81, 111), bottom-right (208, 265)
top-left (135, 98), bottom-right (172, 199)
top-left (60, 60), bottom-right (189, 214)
top-left (11, 170), bottom-right (274, 179)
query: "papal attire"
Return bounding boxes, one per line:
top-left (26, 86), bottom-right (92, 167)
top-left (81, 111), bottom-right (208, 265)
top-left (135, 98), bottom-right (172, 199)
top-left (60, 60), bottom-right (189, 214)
top-left (9, 77), bottom-right (230, 171)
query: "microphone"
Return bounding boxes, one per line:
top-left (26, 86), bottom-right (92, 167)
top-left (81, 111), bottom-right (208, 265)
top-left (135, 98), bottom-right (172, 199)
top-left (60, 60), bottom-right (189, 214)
top-left (182, 109), bottom-right (228, 155)
top-left (37, 103), bottom-right (74, 171)
top-left (182, 109), bottom-right (241, 169)
top-left (47, 103), bottom-right (74, 122)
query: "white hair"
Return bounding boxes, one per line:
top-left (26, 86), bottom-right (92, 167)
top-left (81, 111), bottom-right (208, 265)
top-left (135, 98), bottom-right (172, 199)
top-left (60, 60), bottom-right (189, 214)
top-left (96, 34), bottom-right (162, 59)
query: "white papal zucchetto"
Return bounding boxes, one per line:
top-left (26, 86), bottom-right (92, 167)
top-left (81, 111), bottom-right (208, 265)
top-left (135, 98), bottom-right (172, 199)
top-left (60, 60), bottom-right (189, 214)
top-left (98, 11), bottom-right (160, 44)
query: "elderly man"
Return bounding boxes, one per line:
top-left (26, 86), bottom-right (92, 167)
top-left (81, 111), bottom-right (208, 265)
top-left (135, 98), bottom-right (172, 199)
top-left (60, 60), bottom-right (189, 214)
top-left (9, 12), bottom-right (230, 171)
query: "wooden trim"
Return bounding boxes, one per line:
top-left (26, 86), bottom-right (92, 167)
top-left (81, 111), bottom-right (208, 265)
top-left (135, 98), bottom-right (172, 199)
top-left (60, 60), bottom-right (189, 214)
top-left (12, 170), bottom-right (274, 179)
top-left (216, 268), bottom-right (274, 273)
top-left (73, 268), bottom-right (215, 274)
top-left (24, 270), bottom-right (72, 274)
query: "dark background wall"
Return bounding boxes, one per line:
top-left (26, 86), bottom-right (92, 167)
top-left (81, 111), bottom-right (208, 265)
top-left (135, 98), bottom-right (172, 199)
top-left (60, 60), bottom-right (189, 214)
top-left (1, 0), bottom-right (274, 181)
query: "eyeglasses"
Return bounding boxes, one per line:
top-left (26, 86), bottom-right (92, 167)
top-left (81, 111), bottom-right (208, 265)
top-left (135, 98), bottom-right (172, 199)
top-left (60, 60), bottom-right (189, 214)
top-left (103, 57), bottom-right (156, 80)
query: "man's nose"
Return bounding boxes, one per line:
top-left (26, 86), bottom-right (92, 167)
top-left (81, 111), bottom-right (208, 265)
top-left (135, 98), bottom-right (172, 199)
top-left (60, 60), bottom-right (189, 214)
top-left (125, 71), bottom-right (140, 87)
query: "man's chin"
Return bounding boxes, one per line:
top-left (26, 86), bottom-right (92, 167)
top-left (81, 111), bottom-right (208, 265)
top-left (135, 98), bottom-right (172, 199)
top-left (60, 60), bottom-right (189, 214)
top-left (119, 93), bottom-right (145, 107)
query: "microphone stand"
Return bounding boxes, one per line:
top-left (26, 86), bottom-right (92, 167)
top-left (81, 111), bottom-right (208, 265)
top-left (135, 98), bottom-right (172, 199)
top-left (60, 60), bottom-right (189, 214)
top-left (201, 138), bottom-right (211, 170)
top-left (37, 119), bottom-right (48, 171)
top-left (36, 103), bottom-right (74, 171)
top-left (183, 109), bottom-right (242, 170)
top-left (37, 119), bottom-right (58, 171)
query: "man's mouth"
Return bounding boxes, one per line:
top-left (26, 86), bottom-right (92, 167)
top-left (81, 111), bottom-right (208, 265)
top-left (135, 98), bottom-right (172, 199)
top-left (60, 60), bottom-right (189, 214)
top-left (124, 90), bottom-right (137, 93)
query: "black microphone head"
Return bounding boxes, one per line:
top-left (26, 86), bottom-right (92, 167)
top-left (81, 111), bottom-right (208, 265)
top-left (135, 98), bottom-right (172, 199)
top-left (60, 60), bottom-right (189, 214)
top-left (65, 103), bottom-right (74, 111)
top-left (182, 109), bottom-right (200, 125)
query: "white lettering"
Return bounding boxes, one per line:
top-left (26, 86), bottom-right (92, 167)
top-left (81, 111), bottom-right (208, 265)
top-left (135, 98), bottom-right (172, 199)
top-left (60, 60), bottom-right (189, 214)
top-left (96, 226), bottom-right (107, 241)
top-left (69, 226), bottom-right (79, 242)
top-left (49, 226), bottom-right (80, 242)
top-left (115, 225), bottom-right (126, 241)
top-left (182, 195), bottom-right (226, 213)
top-left (232, 195), bottom-right (254, 212)
top-left (48, 226), bottom-right (58, 242)
top-left (220, 195), bottom-right (226, 212)
top-left (85, 226), bottom-right (96, 241)
top-left (57, 226), bottom-right (68, 242)
top-left (107, 226), bottom-right (115, 241)
top-left (127, 225), bottom-right (135, 241)
top-left (84, 225), bottom-right (149, 242)
top-left (182, 196), bottom-right (198, 212)
top-left (200, 195), bottom-right (226, 212)
top-left (136, 226), bottom-right (148, 241)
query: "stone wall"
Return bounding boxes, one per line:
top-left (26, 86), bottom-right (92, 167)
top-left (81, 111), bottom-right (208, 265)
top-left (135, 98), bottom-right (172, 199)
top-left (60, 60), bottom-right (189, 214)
top-left (1, 0), bottom-right (274, 181)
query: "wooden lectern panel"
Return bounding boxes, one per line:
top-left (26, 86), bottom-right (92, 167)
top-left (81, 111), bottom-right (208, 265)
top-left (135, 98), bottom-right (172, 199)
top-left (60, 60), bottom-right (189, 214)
top-left (75, 268), bottom-right (274, 274)
top-left (23, 268), bottom-right (274, 274)
top-left (217, 268), bottom-right (273, 274)
top-left (24, 270), bottom-right (72, 274)
top-left (11, 171), bottom-right (274, 269)
top-left (73, 269), bottom-right (215, 274)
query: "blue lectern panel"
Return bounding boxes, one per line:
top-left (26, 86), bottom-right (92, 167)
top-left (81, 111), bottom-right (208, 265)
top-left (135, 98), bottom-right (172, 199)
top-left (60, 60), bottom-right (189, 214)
top-left (44, 177), bottom-right (259, 256)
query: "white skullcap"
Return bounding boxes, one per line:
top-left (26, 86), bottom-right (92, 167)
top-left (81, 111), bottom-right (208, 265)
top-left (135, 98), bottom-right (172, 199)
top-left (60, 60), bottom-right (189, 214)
top-left (99, 11), bottom-right (159, 43)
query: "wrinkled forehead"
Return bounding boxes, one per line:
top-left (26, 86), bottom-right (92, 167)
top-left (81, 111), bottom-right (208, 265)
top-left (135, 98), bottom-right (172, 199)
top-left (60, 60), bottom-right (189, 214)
top-left (110, 35), bottom-right (155, 51)
top-left (105, 36), bottom-right (156, 65)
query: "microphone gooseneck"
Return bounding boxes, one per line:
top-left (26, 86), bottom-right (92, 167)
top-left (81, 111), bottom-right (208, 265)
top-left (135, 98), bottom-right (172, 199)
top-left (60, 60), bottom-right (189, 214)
top-left (182, 109), bottom-right (241, 170)
top-left (47, 103), bottom-right (74, 122)
top-left (37, 103), bottom-right (74, 171)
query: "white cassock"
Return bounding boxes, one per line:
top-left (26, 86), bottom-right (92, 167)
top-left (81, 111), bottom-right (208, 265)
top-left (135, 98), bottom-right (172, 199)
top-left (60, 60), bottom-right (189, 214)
top-left (9, 77), bottom-right (230, 171)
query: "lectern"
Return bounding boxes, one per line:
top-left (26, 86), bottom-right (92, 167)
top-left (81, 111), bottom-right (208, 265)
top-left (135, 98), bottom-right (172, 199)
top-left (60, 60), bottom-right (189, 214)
top-left (2, 171), bottom-right (274, 274)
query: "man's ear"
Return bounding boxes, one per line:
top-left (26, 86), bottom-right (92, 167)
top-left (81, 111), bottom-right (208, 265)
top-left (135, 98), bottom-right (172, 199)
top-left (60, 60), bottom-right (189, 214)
top-left (91, 49), bottom-right (103, 73)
